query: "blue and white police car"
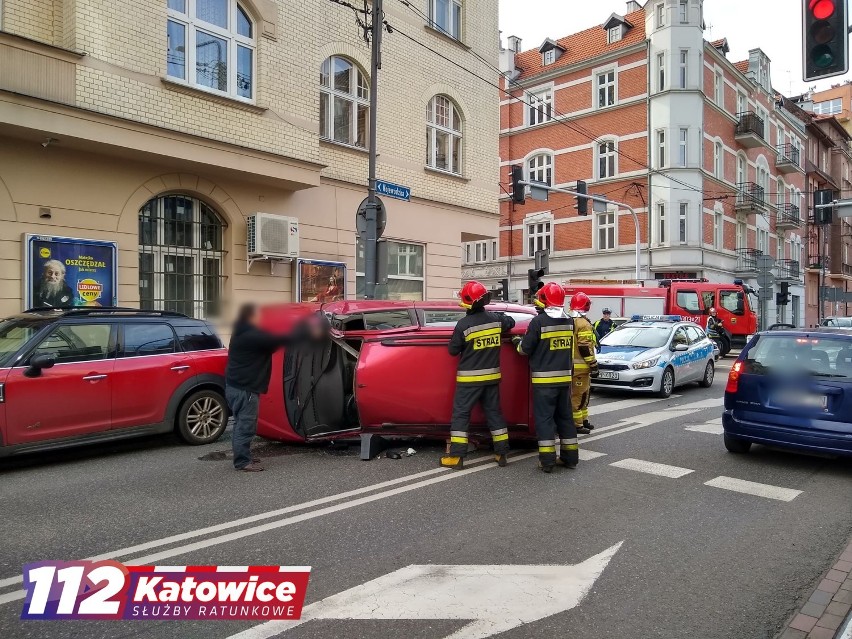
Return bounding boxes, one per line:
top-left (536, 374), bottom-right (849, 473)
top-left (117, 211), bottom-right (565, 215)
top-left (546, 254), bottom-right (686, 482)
top-left (593, 315), bottom-right (716, 397)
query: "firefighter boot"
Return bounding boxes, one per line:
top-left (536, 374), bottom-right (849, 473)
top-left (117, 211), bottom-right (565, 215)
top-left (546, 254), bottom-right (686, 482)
top-left (538, 459), bottom-right (555, 473)
top-left (440, 456), bottom-right (464, 470)
top-left (583, 419), bottom-right (595, 431)
top-left (494, 453), bottom-right (508, 467)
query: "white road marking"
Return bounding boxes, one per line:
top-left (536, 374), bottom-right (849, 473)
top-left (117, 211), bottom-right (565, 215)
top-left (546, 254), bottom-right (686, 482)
top-left (704, 476), bottom-right (803, 502)
top-left (685, 417), bottom-right (724, 435)
top-left (610, 458), bottom-right (695, 479)
top-left (838, 611), bottom-right (852, 639)
top-left (578, 449), bottom-right (607, 461)
top-left (591, 395), bottom-right (682, 415)
top-left (226, 542), bottom-right (624, 639)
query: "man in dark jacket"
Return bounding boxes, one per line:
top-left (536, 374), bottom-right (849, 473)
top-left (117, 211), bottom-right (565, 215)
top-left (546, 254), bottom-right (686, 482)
top-left (226, 304), bottom-right (322, 472)
top-left (441, 280), bottom-right (515, 470)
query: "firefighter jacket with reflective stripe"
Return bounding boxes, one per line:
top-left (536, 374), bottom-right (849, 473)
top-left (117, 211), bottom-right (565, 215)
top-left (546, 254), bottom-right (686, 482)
top-left (518, 312), bottom-right (575, 386)
top-left (573, 315), bottom-right (598, 373)
top-left (448, 309), bottom-right (516, 385)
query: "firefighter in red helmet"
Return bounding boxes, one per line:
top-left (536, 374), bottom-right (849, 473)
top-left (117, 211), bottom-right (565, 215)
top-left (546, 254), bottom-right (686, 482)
top-left (515, 282), bottom-right (577, 473)
top-left (441, 280), bottom-right (516, 469)
top-left (569, 292), bottom-right (599, 434)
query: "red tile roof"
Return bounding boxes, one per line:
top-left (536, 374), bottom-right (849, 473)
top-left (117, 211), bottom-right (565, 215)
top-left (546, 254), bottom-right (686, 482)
top-left (514, 8), bottom-right (647, 80)
top-left (710, 38), bottom-right (726, 48)
top-left (733, 60), bottom-right (749, 74)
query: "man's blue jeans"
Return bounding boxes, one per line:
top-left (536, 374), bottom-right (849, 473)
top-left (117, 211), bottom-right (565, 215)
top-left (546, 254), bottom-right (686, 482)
top-left (226, 386), bottom-right (259, 470)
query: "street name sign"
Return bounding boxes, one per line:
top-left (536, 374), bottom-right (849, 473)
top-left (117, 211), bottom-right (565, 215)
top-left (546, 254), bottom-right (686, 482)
top-left (376, 180), bottom-right (411, 202)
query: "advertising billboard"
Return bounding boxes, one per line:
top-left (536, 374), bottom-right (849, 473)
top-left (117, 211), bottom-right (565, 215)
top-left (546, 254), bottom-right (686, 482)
top-left (296, 260), bottom-right (345, 303)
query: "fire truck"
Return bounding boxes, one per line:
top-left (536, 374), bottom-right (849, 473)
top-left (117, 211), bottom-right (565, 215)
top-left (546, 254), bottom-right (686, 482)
top-left (562, 279), bottom-right (758, 356)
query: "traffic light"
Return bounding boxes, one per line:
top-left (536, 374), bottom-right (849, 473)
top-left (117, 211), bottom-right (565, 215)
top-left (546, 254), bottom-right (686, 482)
top-left (803, 0), bottom-right (848, 81)
top-left (776, 282), bottom-right (791, 306)
top-left (528, 268), bottom-right (545, 301)
top-left (494, 278), bottom-right (509, 301)
top-left (576, 180), bottom-right (589, 216)
top-left (511, 165), bottom-right (525, 204)
top-left (815, 188), bottom-right (835, 224)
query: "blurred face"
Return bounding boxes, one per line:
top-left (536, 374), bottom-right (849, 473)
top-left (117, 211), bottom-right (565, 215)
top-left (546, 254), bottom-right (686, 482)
top-left (43, 266), bottom-right (63, 284)
top-left (710, 309), bottom-right (717, 317)
top-left (603, 312), bottom-right (611, 318)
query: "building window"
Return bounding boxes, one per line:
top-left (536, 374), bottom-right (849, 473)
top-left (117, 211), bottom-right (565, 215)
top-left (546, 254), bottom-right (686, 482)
top-left (736, 220), bottom-right (746, 250)
top-left (430, 0), bottom-right (462, 39)
top-left (597, 140), bottom-right (616, 178)
top-left (736, 91), bottom-right (746, 115)
top-left (714, 71), bottom-right (724, 106)
top-left (528, 89), bottom-right (553, 126)
top-left (757, 228), bottom-right (769, 254)
top-left (679, 202), bottom-right (688, 244)
top-left (714, 141), bottom-right (724, 178)
top-left (657, 52), bottom-right (665, 91)
top-left (597, 211), bottom-right (616, 250)
top-left (320, 56), bottom-right (369, 147)
top-left (656, 3), bottom-right (665, 28)
top-left (679, 50), bottom-right (688, 88)
top-left (736, 154), bottom-right (746, 184)
top-left (657, 203), bottom-right (667, 245)
top-left (678, 128), bottom-right (688, 167)
top-left (427, 94), bottom-right (463, 174)
top-left (679, 0), bottom-right (688, 22)
top-left (657, 130), bottom-right (666, 168)
top-left (608, 26), bottom-right (622, 43)
top-left (463, 240), bottom-right (495, 265)
top-left (527, 153), bottom-right (553, 186)
top-left (776, 178), bottom-right (785, 208)
top-left (543, 49), bottom-right (556, 65)
top-left (138, 194), bottom-right (226, 319)
top-left (166, 0), bottom-right (255, 100)
top-left (357, 239), bottom-right (425, 300)
top-left (714, 210), bottom-right (724, 249)
top-left (526, 220), bottom-right (551, 257)
top-left (597, 70), bottom-right (616, 107)
top-left (813, 98), bottom-right (842, 115)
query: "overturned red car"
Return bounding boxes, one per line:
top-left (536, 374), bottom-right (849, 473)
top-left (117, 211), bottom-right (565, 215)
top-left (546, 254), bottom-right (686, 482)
top-left (256, 301), bottom-right (538, 455)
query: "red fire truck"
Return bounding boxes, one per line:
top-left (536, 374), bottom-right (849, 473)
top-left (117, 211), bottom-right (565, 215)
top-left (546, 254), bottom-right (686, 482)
top-left (563, 279), bottom-right (758, 356)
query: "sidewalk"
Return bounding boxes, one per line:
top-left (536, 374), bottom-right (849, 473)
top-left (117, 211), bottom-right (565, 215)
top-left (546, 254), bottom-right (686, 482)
top-left (778, 537), bottom-right (852, 639)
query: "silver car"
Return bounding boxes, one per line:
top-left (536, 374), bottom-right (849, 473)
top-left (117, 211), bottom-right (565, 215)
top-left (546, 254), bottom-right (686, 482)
top-left (592, 316), bottom-right (716, 397)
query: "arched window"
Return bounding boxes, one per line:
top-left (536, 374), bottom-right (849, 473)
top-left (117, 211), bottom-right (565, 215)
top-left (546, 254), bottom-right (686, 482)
top-left (527, 153), bottom-right (553, 186)
top-left (427, 95), bottom-right (463, 175)
top-left (139, 195), bottom-right (226, 318)
top-left (596, 140), bottom-right (616, 179)
top-left (167, 0), bottom-right (255, 100)
top-left (320, 56), bottom-right (369, 147)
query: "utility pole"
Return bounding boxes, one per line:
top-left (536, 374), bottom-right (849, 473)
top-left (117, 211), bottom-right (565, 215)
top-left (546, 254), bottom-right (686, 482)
top-left (363, 0), bottom-right (383, 300)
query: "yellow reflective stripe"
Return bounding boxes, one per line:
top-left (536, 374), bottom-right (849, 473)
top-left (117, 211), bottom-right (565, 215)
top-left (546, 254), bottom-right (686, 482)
top-left (493, 433), bottom-right (509, 442)
top-left (541, 331), bottom-right (574, 339)
top-left (457, 373), bottom-right (502, 383)
top-left (465, 327), bottom-right (502, 342)
top-left (539, 446), bottom-right (556, 453)
top-left (562, 444), bottom-right (579, 450)
top-left (450, 437), bottom-right (468, 444)
top-left (574, 362), bottom-right (590, 370)
top-left (532, 376), bottom-right (572, 384)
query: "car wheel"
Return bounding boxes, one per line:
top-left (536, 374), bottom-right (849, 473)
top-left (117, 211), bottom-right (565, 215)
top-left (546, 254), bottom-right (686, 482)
top-left (177, 389), bottom-right (228, 445)
top-left (657, 367), bottom-right (674, 398)
top-left (724, 433), bottom-right (752, 454)
top-left (699, 360), bottom-right (714, 388)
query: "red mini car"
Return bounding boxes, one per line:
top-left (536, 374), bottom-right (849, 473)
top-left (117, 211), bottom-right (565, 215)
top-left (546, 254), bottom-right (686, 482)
top-left (256, 301), bottom-right (539, 455)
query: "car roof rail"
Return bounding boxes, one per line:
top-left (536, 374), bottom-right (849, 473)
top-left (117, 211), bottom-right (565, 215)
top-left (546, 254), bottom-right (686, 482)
top-left (23, 306), bottom-right (190, 318)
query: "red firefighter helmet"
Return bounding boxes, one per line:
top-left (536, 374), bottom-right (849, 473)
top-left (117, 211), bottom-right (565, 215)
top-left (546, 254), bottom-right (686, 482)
top-left (535, 282), bottom-right (566, 309)
top-left (569, 291), bottom-right (592, 313)
top-left (458, 280), bottom-right (489, 309)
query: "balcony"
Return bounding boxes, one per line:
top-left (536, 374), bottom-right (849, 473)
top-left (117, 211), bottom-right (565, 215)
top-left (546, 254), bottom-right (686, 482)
top-left (736, 248), bottom-right (762, 276)
top-left (776, 259), bottom-right (801, 282)
top-left (735, 182), bottom-right (767, 215)
top-left (775, 143), bottom-right (802, 174)
top-left (735, 111), bottom-right (766, 148)
top-left (776, 203), bottom-right (802, 231)
top-left (805, 159), bottom-right (839, 189)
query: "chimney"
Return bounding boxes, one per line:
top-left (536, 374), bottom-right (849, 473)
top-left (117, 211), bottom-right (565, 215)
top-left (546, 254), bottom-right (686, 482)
top-left (508, 35), bottom-right (522, 53)
top-left (500, 35), bottom-right (522, 74)
top-left (626, 1), bottom-right (640, 12)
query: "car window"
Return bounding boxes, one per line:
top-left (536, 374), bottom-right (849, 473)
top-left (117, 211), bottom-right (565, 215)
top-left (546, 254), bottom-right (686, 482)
top-left (421, 310), bottom-right (534, 328)
top-left (362, 311), bottom-right (414, 330)
top-left (672, 327), bottom-right (689, 346)
top-left (32, 324), bottom-right (111, 364)
top-left (676, 291), bottom-right (700, 312)
top-left (720, 290), bottom-right (744, 314)
top-left (121, 323), bottom-right (177, 357)
top-left (745, 335), bottom-right (852, 378)
top-left (685, 326), bottom-right (704, 344)
top-left (824, 318), bottom-right (852, 327)
top-left (601, 326), bottom-right (671, 349)
top-left (0, 318), bottom-right (51, 367)
top-left (174, 324), bottom-right (222, 351)
top-left (701, 291), bottom-right (715, 310)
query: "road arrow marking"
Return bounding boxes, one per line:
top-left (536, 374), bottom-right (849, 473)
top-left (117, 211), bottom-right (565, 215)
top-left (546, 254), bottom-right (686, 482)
top-left (227, 542), bottom-right (624, 639)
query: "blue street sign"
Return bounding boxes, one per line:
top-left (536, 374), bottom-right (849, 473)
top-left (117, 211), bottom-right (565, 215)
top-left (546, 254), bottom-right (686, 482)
top-left (376, 180), bottom-right (410, 202)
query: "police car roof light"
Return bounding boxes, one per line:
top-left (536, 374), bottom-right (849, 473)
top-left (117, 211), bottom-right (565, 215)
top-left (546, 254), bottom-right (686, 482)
top-left (629, 315), bottom-right (683, 323)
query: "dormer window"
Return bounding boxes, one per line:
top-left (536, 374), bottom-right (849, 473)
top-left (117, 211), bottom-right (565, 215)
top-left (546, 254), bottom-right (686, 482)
top-left (543, 49), bottom-right (556, 65)
top-left (538, 38), bottom-right (564, 66)
top-left (608, 26), bottom-right (622, 43)
top-left (603, 13), bottom-right (631, 44)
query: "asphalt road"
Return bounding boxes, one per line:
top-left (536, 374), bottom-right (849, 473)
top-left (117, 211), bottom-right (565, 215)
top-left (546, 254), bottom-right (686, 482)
top-left (1, 357), bottom-right (851, 639)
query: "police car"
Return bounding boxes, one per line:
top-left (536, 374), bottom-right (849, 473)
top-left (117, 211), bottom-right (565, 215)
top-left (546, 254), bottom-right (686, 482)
top-left (593, 315), bottom-right (716, 397)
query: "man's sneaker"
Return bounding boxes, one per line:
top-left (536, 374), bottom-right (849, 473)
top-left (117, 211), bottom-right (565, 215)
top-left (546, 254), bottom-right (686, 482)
top-left (239, 462), bottom-right (264, 472)
top-left (577, 426), bottom-right (591, 434)
top-left (440, 456), bottom-right (464, 470)
top-left (495, 454), bottom-right (508, 467)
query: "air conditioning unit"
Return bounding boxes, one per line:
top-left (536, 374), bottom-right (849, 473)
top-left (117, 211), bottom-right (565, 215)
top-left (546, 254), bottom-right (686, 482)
top-left (247, 213), bottom-right (299, 259)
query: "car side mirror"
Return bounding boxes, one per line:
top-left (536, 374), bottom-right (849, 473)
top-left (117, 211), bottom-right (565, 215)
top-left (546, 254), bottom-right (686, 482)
top-left (672, 343), bottom-right (689, 352)
top-left (25, 353), bottom-right (56, 378)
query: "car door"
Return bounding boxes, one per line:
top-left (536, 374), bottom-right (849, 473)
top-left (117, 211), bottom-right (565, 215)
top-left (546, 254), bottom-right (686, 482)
top-left (4, 322), bottom-right (115, 445)
top-left (685, 325), bottom-right (707, 382)
top-left (669, 326), bottom-right (693, 382)
top-left (110, 322), bottom-right (193, 430)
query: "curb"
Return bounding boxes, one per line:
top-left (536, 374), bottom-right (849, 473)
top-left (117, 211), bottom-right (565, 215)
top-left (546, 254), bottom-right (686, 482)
top-left (777, 538), bottom-right (852, 639)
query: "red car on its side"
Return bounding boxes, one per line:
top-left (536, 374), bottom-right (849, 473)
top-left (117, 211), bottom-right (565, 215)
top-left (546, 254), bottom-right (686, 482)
top-left (0, 308), bottom-right (228, 457)
top-left (256, 300), bottom-right (539, 454)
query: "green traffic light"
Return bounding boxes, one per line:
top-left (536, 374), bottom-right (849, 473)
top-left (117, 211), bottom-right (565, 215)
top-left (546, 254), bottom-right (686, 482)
top-left (812, 44), bottom-right (836, 68)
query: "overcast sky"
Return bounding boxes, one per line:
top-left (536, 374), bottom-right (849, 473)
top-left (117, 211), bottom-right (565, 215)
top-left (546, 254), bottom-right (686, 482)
top-left (498, 0), bottom-right (852, 96)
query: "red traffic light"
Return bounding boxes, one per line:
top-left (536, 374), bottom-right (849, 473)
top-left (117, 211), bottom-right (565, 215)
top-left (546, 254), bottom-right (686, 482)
top-left (810, 0), bottom-right (836, 19)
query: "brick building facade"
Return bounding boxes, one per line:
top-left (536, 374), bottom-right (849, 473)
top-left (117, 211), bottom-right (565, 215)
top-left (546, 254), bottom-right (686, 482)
top-left (469, 0), bottom-right (808, 327)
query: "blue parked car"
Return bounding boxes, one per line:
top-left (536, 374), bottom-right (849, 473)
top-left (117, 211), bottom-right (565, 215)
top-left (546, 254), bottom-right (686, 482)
top-left (723, 329), bottom-right (852, 457)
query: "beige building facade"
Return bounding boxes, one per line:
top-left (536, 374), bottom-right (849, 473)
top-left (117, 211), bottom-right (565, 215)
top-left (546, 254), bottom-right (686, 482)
top-left (0, 0), bottom-right (500, 320)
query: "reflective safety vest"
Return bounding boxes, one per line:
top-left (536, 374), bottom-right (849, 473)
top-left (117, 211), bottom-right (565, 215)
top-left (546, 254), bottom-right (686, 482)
top-left (448, 309), bottom-right (516, 385)
top-left (517, 312), bottom-right (575, 387)
top-left (573, 315), bottom-right (598, 373)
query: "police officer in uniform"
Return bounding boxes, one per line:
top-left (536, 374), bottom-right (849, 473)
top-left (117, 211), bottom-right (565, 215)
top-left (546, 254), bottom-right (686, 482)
top-left (516, 282), bottom-right (577, 473)
top-left (569, 292), bottom-right (599, 435)
top-left (441, 280), bottom-right (516, 470)
top-left (594, 308), bottom-right (615, 345)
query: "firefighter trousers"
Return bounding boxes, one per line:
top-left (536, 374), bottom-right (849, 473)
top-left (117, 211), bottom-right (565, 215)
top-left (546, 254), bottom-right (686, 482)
top-left (533, 386), bottom-right (578, 467)
top-left (449, 384), bottom-right (510, 457)
top-left (572, 373), bottom-right (591, 427)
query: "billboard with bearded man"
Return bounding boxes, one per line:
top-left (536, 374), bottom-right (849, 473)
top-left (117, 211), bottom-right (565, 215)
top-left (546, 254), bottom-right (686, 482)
top-left (24, 234), bottom-right (118, 310)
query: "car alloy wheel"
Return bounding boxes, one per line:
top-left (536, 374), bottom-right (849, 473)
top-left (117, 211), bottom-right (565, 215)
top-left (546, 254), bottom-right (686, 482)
top-left (699, 361), bottom-right (714, 388)
top-left (658, 368), bottom-right (674, 398)
top-left (177, 390), bottom-right (228, 445)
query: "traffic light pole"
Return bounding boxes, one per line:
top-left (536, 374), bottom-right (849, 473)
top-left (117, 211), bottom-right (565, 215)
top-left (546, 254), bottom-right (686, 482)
top-left (518, 181), bottom-right (643, 281)
top-left (363, 0), bottom-right (383, 300)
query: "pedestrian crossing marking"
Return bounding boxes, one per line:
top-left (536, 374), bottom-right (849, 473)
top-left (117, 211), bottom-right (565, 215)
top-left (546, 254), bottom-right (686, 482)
top-left (704, 476), bottom-right (802, 502)
top-left (578, 449), bottom-right (607, 461)
top-left (609, 458), bottom-right (695, 478)
top-left (590, 395), bottom-right (682, 415)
